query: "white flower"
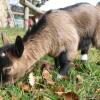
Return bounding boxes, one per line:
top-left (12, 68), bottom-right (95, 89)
top-left (28, 72), bottom-right (35, 86)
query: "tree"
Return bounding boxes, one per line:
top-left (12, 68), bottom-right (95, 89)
top-left (32, 0), bottom-right (49, 7)
top-left (0, 0), bottom-right (14, 27)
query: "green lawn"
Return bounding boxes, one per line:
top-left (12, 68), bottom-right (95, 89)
top-left (0, 28), bottom-right (100, 100)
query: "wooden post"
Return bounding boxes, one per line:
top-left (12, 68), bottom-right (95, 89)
top-left (20, 0), bottom-right (45, 30)
top-left (20, 0), bottom-right (44, 14)
top-left (24, 6), bottom-right (29, 30)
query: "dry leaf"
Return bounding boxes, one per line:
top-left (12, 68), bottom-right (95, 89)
top-left (96, 88), bottom-right (100, 93)
top-left (41, 61), bottom-right (53, 72)
top-left (11, 95), bottom-right (17, 100)
top-left (74, 64), bottom-right (80, 69)
top-left (17, 82), bottom-right (30, 92)
top-left (76, 75), bottom-right (83, 83)
top-left (64, 91), bottom-right (79, 100)
top-left (21, 84), bottom-right (30, 92)
top-left (93, 89), bottom-right (100, 99)
top-left (93, 94), bottom-right (100, 100)
top-left (17, 82), bottom-right (22, 88)
top-left (55, 86), bottom-right (65, 96)
top-left (28, 72), bottom-right (36, 86)
top-left (42, 69), bottom-right (54, 85)
top-left (0, 96), bottom-right (3, 100)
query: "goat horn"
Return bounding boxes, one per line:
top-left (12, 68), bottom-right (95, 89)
top-left (1, 33), bottom-right (10, 45)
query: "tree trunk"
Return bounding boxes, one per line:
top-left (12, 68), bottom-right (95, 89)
top-left (0, 0), bottom-right (14, 28)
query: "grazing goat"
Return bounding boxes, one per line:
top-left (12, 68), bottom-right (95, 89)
top-left (0, 3), bottom-right (100, 84)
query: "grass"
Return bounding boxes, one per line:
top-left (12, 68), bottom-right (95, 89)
top-left (0, 28), bottom-right (100, 100)
top-left (0, 27), bottom-right (25, 45)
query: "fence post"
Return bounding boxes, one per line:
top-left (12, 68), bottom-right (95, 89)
top-left (24, 6), bottom-right (29, 30)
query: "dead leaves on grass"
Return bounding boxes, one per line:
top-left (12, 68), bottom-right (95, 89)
top-left (76, 74), bottom-right (84, 83)
top-left (17, 61), bottom-right (54, 93)
top-left (0, 94), bottom-right (17, 100)
top-left (96, 88), bottom-right (100, 93)
top-left (42, 69), bottom-right (54, 85)
top-left (17, 82), bottom-right (30, 92)
top-left (75, 74), bottom-right (84, 90)
top-left (0, 96), bottom-right (3, 100)
top-left (55, 86), bottom-right (65, 96)
top-left (41, 61), bottom-right (55, 85)
top-left (64, 92), bottom-right (79, 100)
top-left (28, 61), bottom-right (55, 86)
top-left (55, 86), bottom-right (79, 100)
top-left (41, 61), bottom-right (53, 72)
top-left (94, 88), bottom-right (100, 99)
top-left (55, 87), bottom-right (79, 100)
top-left (14, 61), bottom-right (96, 100)
top-left (11, 95), bottom-right (17, 100)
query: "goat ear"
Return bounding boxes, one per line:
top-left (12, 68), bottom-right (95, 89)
top-left (14, 36), bottom-right (24, 58)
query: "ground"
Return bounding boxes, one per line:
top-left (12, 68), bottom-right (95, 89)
top-left (0, 28), bottom-right (100, 100)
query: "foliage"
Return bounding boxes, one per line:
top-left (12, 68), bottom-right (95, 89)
top-left (32, 0), bottom-right (49, 7)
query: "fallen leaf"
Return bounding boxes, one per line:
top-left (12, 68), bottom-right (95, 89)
top-left (11, 95), bottom-right (17, 100)
top-left (64, 91), bottom-right (79, 100)
top-left (28, 72), bottom-right (36, 86)
top-left (42, 69), bottom-right (54, 85)
top-left (17, 82), bottom-right (30, 92)
top-left (21, 84), bottom-right (30, 92)
top-left (96, 88), bottom-right (100, 93)
top-left (74, 64), bottom-right (80, 69)
top-left (0, 96), bottom-right (3, 100)
top-left (93, 94), bottom-right (100, 100)
top-left (76, 75), bottom-right (83, 83)
top-left (41, 61), bottom-right (53, 72)
top-left (17, 82), bottom-right (24, 88)
top-left (55, 86), bottom-right (65, 96)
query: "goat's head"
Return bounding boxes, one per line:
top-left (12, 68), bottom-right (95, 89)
top-left (0, 33), bottom-right (24, 84)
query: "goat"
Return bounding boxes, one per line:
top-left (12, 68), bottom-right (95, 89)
top-left (0, 3), bottom-right (100, 84)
